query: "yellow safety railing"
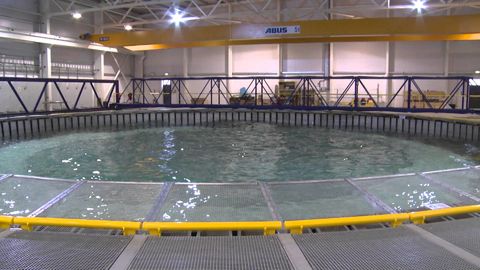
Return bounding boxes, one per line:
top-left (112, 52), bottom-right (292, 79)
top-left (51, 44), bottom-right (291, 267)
top-left (284, 213), bottom-right (410, 234)
top-left (14, 217), bottom-right (141, 236)
top-left (0, 216), bottom-right (13, 229)
top-left (0, 205), bottom-right (479, 236)
top-left (410, 204), bottom-right (480, 225)
top-left (142, 221), bottom-right (282, 236)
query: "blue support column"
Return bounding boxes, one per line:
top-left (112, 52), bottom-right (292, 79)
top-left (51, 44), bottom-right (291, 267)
top-left (354, 77), bottom-right (359, 109)
top-left (465, 78), bottom-right (470, 110)
top-left (407, 77), bottom-right (412, 111)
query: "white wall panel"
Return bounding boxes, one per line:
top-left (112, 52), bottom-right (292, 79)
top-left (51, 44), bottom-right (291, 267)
top-left (0, 40), bottom-right (38, 58)
top-left (0, 0), bottom-right (37, 31)
top-left (0, 81), bottom-right (44, 113)
top-left (282, 43), bottom-right (324, 73)
top-left (104, 53), bottom-right (133, 99)
top-left (332, 42), bottom-right (387, 74)
top-left (105, 53), bottom-right (133, 77)
top-left (144, 49), bottom-right (184, 77)
top-left (51, 79), bottom-right (95, 109)
top-left (52, 47), bottom-right (93, 66)
top-left (449, 41), bottom-right (480, 74)
top-left (188, 46), bottom-right (225, 75)
top-left (393, 42), bottom-right (444, 74)
top-left (50, 17), bottom-right (94, 39)
top-left (232, 44), bottom-right (279, 74)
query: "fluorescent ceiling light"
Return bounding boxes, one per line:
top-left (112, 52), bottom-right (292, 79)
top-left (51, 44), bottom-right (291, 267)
top-left (475, 70), bottom-right (480, 74)
top-left (170, 10), bottom-right (185, 25)
top-left (124, 24), bottom-right (133, 31)
top-left (412, 0), bottom-right (426, 13)
top-left (72, 12), bottom-right (82, 19)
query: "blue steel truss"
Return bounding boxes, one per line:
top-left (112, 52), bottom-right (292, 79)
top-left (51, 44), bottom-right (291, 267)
top-left (124, 76), bottom-right (476, 113)
top-left (1, 76), bottom-right (477, 115)
top-left (0, 77), bottom-right (120, 116)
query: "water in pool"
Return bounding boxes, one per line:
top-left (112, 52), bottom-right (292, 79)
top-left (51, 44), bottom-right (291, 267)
top-left (0, 122), bottom-right (478, 182)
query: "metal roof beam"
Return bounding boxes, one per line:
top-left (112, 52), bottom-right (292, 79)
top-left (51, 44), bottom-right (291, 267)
top-left (48, 0), bottom-right (275, 17)
top-left (55, 0), bottom-right (147, 23)
top-left (0, 27), bottom-right (118, 52)
top-left (49, 0), bottom-right (189, 17)
top-left (97, 0), bottom-right (480, 29)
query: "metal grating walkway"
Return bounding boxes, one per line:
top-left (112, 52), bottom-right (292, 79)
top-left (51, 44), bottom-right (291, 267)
top-left (127, 235), bottom-right (294, 270)
top-left (2, 167), bottom-right (480, 223)
top-left (2, 219), bottom-right (480, 269)
top-left (149, 183), bottom-right (273, 222)
top-left (293, 226), bottom-right (480, 270)
top-left (420, 218), bottom-right (480, 258)
top-left (0, 231), bottom-right (131, 270)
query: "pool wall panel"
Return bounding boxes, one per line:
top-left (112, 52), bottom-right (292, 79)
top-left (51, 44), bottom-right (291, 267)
top-left (1, 109), bottom-right (479, 142)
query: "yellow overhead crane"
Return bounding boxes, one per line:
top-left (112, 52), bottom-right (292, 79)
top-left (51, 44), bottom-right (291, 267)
top-left (85, 14), bottom-right (480, 51)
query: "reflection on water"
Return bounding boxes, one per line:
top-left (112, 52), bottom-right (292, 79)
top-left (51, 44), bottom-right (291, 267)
top-left (0, 122), bottom-right (477, 183)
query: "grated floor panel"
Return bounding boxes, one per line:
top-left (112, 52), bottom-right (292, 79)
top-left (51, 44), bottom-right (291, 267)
top-left (425, 169), bottom-right (480, 197)
top-left (293, 227), bottom-right (479, 270)
top-left (151, 184), bottom-right (273, 222)
top-left (268, 180), bottom-right (385, 220)
top-left (0, 176), bottom-right (74, 216)
top-left (127, 235), bottom-right (294, 270)
top-left (353, 175), bottom-right (477, 212)
top-left (40, 182), bottom-right (163, 221)
top-left (420, 217), bottom-right (480, 258)
top-left (0, 231), bottom-right (131, 270)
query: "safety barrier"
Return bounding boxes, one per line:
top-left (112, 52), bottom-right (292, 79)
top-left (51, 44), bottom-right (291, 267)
top-left (285, 205), bottom-right (480, 234)
top-left (14, 217), bottom-right (141, 236)
top-left (0, 216), bottom-right (13, 229)
top-left (142, 221), bottom-right (282, 236)
top-left (1, 108), bottom-right (479, 141)
top-left (410, 204), bottom-right (480, 225)
top-left (284, 213), bottom-right (410, 234)
top-left (1, 205), bottom-right (479, 236)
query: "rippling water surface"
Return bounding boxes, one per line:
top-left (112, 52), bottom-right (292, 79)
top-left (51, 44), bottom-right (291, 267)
top-left (0, 122), bottom-right (478, 182)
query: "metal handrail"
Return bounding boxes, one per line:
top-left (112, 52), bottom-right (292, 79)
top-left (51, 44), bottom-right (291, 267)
top-left (1, 205), bottom-right (479, 236)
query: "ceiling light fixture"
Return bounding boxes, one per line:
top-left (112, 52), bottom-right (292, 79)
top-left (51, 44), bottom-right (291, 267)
top-left (72, 12), bottom-right (82, 19)
top-left (170, 10), bottom-right (185, 26)
top-left (124, 24), bottom-right (133, 31)
top-left (475, 70), bottom-right (480, 74)
top-left (412, 0), bottom-right (426, 13)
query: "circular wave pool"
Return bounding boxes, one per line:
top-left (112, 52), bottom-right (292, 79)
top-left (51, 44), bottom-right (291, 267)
top-left (0, 122), bottom-right (478, 182)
